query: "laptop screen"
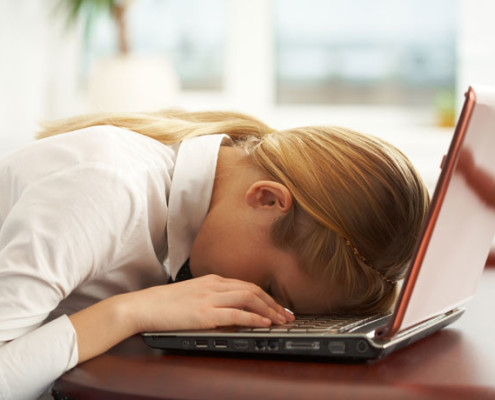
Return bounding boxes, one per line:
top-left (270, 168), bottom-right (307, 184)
top-left (379, 86), bottom-right (495, 338)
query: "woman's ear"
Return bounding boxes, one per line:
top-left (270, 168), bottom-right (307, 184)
top-left (245, 181), bottom-right (292, 213)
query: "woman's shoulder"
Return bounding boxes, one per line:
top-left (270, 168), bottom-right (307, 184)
top-left (0, 125), bottom-right (178, 195)
top-left (43, 124), bottom-right (176, 162)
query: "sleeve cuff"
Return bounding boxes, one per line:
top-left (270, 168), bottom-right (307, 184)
top-left (0, 314), bottom-right (78, 400)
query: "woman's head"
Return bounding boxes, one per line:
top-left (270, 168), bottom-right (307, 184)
top-left (39, 110), bottom-right (430, 315)
top-left (241, 126), bottom-right (430, 315)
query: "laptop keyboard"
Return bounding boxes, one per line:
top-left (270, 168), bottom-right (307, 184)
top-left (237, 315), bottom-right (379, 334)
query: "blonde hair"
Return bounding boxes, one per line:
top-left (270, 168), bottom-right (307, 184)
top-left (39, 110), bottom-right (430, 315)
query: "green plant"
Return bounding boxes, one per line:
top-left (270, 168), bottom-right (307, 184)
top-left (59, 0), bottom-right (132, 54)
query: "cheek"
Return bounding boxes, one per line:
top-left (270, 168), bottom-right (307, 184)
top-left (293, 282), bottom-right (337, 314)
top-left (280, 265), bottom-right (337, 314)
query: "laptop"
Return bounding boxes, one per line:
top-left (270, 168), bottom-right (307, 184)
top-left (143, 85), bottom-right (495, 361)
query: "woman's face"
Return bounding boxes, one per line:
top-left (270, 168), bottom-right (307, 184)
top-left (189, 204), bottom-right (339, 315)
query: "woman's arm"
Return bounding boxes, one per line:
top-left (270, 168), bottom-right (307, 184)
top-left (70, 274), bottom-right (293, 363)
top-left (0, 163), bottom-right (147, 399)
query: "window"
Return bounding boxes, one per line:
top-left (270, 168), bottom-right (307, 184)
top-left (274, 0), bottom-right (458, 106)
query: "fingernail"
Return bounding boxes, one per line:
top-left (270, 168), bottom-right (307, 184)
top-left (284, 308), bottom-right (295, 320)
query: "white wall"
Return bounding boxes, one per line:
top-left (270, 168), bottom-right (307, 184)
top-left (0, 0), bottom-right (82, 158)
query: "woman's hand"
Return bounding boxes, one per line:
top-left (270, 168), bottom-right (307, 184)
top-left (126, 274), bottom-right (295, 333)
top-left (70, 274), bottom-right (294, 364)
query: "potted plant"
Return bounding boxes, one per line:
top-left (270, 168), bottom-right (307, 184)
top-left (60, 0), bottom-right (180, 112)
top-left (62, 0), bottom-right (132, 54)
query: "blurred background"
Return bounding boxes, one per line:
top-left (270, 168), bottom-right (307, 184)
top-left (1, 0), bottom-right (495, 192)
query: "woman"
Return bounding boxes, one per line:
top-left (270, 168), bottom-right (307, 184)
top-left (0, 110), bottom-right (429, 399)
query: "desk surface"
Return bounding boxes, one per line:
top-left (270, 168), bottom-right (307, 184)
top-left (54, 269), bottom-right (495, 400)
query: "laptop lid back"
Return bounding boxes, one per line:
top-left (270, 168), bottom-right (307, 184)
top-left (377, 85), bottom-right (495, 339)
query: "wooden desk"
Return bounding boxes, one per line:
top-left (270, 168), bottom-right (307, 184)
top-left (487, 249), bottom-right (495, 267)
top-left (53, 269), bottom-right (495, 400)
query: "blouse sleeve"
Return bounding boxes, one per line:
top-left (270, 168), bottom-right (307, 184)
top-left (0, 163), bottom-right (144, 400)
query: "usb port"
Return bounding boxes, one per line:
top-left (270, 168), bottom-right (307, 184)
top-left (213, 340), bottom-right (228, 349)
top-left (194, 339), bottom-right (208, 348)
top-left (328, 341), bottom-right (346, 354)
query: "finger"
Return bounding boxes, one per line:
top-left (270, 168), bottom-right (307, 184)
top-left (212, 308), bottom-right (272, 328)
top-left (196, 275), bottom-right (290, 323)
top-left (208, 276), bottom-right (289, 319)
top-left (213, 290), bottom-right (287, 324)
top-left (218, 280), bottom-right (289, 323)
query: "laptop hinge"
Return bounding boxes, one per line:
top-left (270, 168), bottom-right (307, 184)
top-left (373, 308), bottom-right (464, 341)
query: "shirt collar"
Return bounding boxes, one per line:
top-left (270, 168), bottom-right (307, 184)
top-left (166, 134), bottom-right (230, 280)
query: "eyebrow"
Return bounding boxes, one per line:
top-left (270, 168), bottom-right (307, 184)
top-left (279, 282), bottom-right (296, 313)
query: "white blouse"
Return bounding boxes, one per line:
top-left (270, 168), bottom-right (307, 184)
top-left (0, 126), bottom-right (227, 400)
